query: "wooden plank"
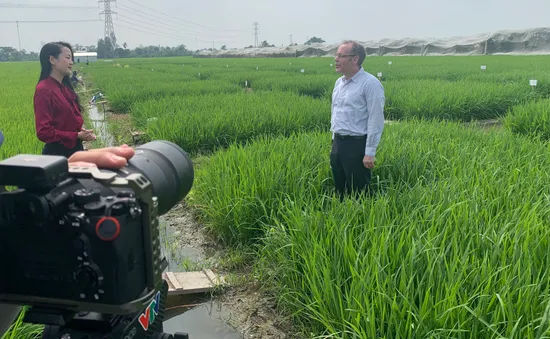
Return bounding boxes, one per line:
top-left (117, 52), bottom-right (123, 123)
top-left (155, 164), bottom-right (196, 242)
top-left (165, 272), bottom-right (183, 290)
top-left (204, 269), bottom-right (225, 286)
top-left (164, 274), bottom-right (176, 291)
top-left (162, 270), bottom-right (225, 296)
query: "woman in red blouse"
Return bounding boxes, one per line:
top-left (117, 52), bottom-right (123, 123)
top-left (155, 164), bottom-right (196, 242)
top-left (34, 42), bottom-right (96, 158)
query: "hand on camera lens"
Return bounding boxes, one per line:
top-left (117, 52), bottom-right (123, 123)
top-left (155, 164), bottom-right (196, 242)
top-left (68, 145), bottom-right (135, 169)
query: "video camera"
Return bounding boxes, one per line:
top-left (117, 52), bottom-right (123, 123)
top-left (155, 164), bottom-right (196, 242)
top-left (0, 140), bottom-right (194, 339)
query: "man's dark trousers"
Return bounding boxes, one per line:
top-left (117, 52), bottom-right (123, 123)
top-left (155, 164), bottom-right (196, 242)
top-left (330, 134), bottom-right (371, 200)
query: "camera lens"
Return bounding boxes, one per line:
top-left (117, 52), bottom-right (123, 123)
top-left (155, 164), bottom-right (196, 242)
top-left (124, 141), bottom-right (194, 215)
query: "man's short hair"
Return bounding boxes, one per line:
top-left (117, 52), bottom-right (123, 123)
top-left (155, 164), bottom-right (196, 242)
top-left (341, 40), bottom-right (366, 67)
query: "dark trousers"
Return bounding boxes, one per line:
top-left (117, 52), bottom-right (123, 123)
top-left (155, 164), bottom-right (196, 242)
top-left (42, 139), bottom-right (84, 158)
top-left (330, 135), bottom-right (371, 200)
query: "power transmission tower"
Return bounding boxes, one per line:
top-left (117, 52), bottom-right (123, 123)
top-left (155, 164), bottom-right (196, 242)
top-left (289, 34), bottom-right (293, 45)
top-left (253, 22), bottom-right (259, 47)
top-left (99, 0), bottom-right (117, 58)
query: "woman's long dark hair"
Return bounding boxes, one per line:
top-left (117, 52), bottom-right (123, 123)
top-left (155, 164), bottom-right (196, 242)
top-left (38, 41), bottom-right (83, 113)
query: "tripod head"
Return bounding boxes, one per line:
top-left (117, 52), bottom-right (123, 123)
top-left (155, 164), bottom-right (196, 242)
top-left (0, 141), bottom-right (194, 338)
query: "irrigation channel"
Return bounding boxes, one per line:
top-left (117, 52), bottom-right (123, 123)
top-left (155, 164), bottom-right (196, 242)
top-left (87, 104), bottom-right (243, 338)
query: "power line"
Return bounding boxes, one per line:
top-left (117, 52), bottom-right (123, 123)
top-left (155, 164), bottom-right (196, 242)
top-left (0, 1), bottom-right (244, 50)
top-left (0, 19), bottom-right (101, 23)
top-left (116, 17), bottom-right (234, 44)
top-left (116, 21), bottom-right (188, 42)
top-left (125, 0), bottom-right (247, 32)
top-left (196, 38), bottom-right (236, 44)
top-left (0, 1), bottom-right (239, 39)
top-left (115, 15), bottom-right (231, 43)
top-left (0, 0), bottom-right (246, 48)
top-left (117, 13), bottom-right (182, 34)
top-left (116, 4), bottom-right (237, 38)
top-left (116, 17), bottom-right (187, 41)
top-left (115, 22), bottom-right (235, 45)
top-left (116, 14), bottom-right (232, 40)
top-left (0, 3), bottom-right (96, 9)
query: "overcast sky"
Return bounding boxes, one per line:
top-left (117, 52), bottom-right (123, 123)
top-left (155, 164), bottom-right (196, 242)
top-left (0, 0), bottom-right (548, 52)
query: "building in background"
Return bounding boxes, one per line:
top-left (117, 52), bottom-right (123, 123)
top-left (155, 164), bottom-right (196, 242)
top-left (74, 51), bottom-right (98, 63)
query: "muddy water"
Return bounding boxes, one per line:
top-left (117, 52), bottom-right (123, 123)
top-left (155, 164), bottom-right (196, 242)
top-left (159, 220), bottom-right (243, 338)
top-left (87, 105), bottom-right (243, 338)
top-left (87, 104), bottom-right (116, 147)
top-left (163, 304), bottom-right (243, 339)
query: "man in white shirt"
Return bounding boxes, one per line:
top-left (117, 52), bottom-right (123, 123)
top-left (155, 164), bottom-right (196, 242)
top-left (330, 40), bottom-right (385, 200)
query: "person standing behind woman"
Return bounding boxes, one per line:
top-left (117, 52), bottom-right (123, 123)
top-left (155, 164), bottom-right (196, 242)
top-left (34, 42), bottom-right (96, 158)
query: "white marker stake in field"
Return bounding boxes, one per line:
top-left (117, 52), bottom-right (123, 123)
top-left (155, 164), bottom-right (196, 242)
top-left (245, 80), bottom-right (248, 88)
top-left (481, 65), bottom-right (487, 70)
top-left (530, 79), bottom-right (538, 87)
top-left (377, 72), bottom-right (383, 78)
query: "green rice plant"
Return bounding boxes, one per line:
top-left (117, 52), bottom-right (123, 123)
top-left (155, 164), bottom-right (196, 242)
top-left (251, 74), bottom-right (336, 99)
top-left (82, 66), bottom-right (241, 113)
top-left (84, 55), bottom-right (550, 126)
top-left (188, 130), bottom-right (333, 244)
top-left (132, 91), bottom-right (330, 154)
top-left (0, 62), bottom-right (45, 159)
top-left (503, 98), bottom-right (550, 140)
top-left (79, 54), bottom-right (550, 131)
top-left (210, 70), bottom-right (284, 89)
top-left (191, 119), bottom-right (550, 338)
top-left (1, 307), bottom-right (43, 339)
top-left (384, 79), bottom-right (538, 121)
top-left (361, 55), bottom-right (547, 84)
top-left (108, 80), bottom-right (241, 113)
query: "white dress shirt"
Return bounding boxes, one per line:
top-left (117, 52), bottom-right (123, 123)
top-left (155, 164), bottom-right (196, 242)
top-left (331, 67), bottom-right (386, 157)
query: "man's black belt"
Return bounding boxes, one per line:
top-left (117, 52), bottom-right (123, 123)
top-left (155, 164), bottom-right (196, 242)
top-left (334, 133), bottom-right (366, 140)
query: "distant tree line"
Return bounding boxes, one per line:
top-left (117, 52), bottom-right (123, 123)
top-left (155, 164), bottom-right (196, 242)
top-left (0, 36), bottom-right (194, 62)
top-left (95, 36), bottom-right (194, 59)
top-left (0, 46), bottom-right (38, 61)
top-left (0, 36), bottom-right (327, 61)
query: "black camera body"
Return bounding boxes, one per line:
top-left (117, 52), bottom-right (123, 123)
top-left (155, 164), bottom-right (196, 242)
top-left (0, 141), bottom-right (194, 338)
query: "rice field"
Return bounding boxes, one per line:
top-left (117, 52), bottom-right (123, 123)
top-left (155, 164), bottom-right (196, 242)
top-left (1, 54), bottom-right (550, 338)
top-left (0, 63), bottom-right (45, 159)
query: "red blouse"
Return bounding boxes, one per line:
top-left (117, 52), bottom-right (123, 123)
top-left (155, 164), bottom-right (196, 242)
top-left (34, 76), bottom-right (83, 149)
